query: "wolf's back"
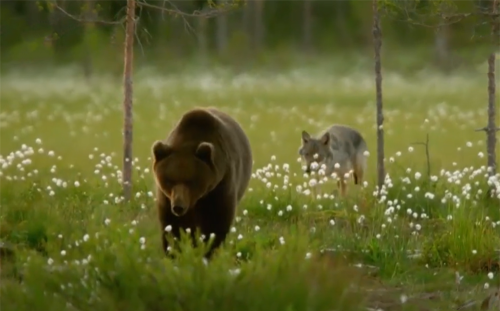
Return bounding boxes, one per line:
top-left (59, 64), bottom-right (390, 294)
top-left (326, 124), bottom-right (367, 153)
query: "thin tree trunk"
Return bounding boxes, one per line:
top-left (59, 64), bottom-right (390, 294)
top-left (302, 0), bottom-right (313, 53)
top-left (83, 0), bottom-right (95, 81)
top-left (486, 0), bottom-right (498, 179)
top-left (241, 0), bottom-right (255, 53)
top-left (122, 0), bottom-right (135, 201)
top-left (49, 0), bottom-right (66, 61)
top-left (252, 0), bottom-right (264, 51)
top-left (26, 2), bottom-right (40, 28)
top-left (215, 2), bottom-right (228, 55)
top-left (373, 0), bottom-right (385, 194)
top-left (434, 21), bottom-right (450, 73)
top-left (197, 17), bottom-right (208, 63)
top-left (335, 1), bottom-right (351, 46)
top-left (243, 0), bottom-right (252, 48)
top-left (486, 53), bottom-right (497, 177)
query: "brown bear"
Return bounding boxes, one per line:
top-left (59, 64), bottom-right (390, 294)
top-left (151, 107), bottom-right (253, 260)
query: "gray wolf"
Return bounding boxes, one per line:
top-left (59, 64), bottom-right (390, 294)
top-left (298, 124), bottom-right (368, 196)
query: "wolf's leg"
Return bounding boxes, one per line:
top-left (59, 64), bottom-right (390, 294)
top-left (353, 152), bottom-right (366, 186)
top-left (350, 157), bottom-right (359, 185)
top-left (353, 165), bottom-right (364, 185)
top-left (355, 167), bottom-right (364, 185)
top-left (339, 177), bottom-right (347, 196)
top-left (332, 179), bottom-right (340, 196)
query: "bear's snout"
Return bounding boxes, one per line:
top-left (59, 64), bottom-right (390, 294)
top-left (171, 197), bottom-right (189, 216)
top-left (170, 185), bottom-right (191, 216)
top-left (172, 204), bottom-right (187, 216)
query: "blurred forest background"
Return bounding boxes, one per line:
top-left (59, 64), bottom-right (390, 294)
top-left (0, 0), bottom-right (497, 75)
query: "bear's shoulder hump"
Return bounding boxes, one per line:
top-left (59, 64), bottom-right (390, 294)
top-left (180, 108), bottom-right (223, 130)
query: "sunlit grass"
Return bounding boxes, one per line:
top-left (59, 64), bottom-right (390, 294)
top-left (0, 67), bottom-right (499, 311)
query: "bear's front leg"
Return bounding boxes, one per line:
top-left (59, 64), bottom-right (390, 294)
top-left (157, 191), bottom-right (178, 259)
top-left (161, 230), bottom-right (174, 258)
top-left (161, 224), bottom-right (184, 259)
top-left (159, 217), bottom-right (177, 259)
top-left (198, 194), bottom-right (236, 261)
top-left (203, 231), bottom-right (229, 260)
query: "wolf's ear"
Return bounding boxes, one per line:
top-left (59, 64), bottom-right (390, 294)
top-left (301, 130), bottom-right (311, 143)
top-left (152, 141), bottom-right (173, 162)
top-left (320, 133), bottom-right (330, 145)
top-left (195, 142), bottom-right (214, 166)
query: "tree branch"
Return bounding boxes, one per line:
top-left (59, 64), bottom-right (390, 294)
top-left (380, 1), bottom-right (500, 29)
top-left (157, 0), bottom-right (196, 35)
top-left (52, 1), bottom-right (125, 25)
top-left (411, 133), bottom-right (431, 178)
top-left (136, 0), bottom-right (236, 19)
top-left (475, 127), bottom-right (500, 132)
top-left (135, 0), bottom-right (239, 38)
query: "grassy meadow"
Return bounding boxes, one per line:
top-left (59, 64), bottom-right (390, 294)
top-left (0, 65), bottom-right (499, 311)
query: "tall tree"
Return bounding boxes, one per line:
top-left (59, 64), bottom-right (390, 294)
top-left (215, 0), bottom-right (228, 54)
top-left (197, 16), bottom-right (209, 62)
top-left (302, 0), bottom-right (313, 52)
top-left (485, 0), bottom-right (498, 180)
top-left (82, 0), bottom-right (95, 80)
top-left (434, 19), bottom-right (451, 72)
top-left (49, 0), bottom-right (240, 201)
top-left (122, 0), bottom-right (135, 201)
top-left (380, 0), bottom-right (499, 195)
top-left (373, 0), bottom-right (385, 195)
top-left (252, 0), bottom-right (265, 51)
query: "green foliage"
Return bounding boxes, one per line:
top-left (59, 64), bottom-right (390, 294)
top-left (421, 209), bottom-right (500, 272)
top-left (379, 0), bottom-right (458, 17)
top-left (0, 68), bottom-right (499, 310)
top-left (0, 0), bottom-right (495, 71)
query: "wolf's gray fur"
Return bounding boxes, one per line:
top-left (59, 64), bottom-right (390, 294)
top-left (298, 124), bottom-right (368, 195)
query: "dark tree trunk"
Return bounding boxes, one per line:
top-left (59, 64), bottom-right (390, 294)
top-left (197, 16), bottom-right (208, 63)
top-left (252, 0), bottom-right (264, 51)
top-left (215, 2), bottom-right (228, 55)
top-left (302, 0), bottom-right (313, 53)
top-left (334, 1), bottom-right (352, 46)
top-left (373, 0), bottom-right (385, 194)
top-left (243, 0), bottom-right (252, 47)
top-left (486, 52), bottom-right (497, 177)
top-left (122, 0), bottom-right (135, 201)
top-left (486, 0), bottom-right (498, 179)
top-left (434, 21), bottom-right (451, 73)
top-left (83, 0), bottom-right (95, 81)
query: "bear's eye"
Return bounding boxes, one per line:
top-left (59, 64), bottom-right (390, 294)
top-left (182, 180), bottom-right (196, 189)
top-left (161, 178), bottom-right (175, 188)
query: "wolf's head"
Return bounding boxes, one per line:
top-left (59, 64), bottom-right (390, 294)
top-left (298, 130), bottom-right (333, 174)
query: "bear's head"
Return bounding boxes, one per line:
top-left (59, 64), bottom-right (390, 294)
top-left (151, 140), bottom-right (218, 216)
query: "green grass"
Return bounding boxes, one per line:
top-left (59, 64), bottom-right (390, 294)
top-left (0, 65), bottom-right (499, 311)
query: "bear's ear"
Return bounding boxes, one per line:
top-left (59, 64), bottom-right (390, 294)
top-left (301, 130), bottom-right (311, 144)
top-left (152, 140), bottom-right (172, 161)
top-left (195, 142), bottom-right (214, 165)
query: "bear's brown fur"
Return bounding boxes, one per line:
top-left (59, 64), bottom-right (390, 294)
top-left (151, 107), bottom-right (253, 259)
